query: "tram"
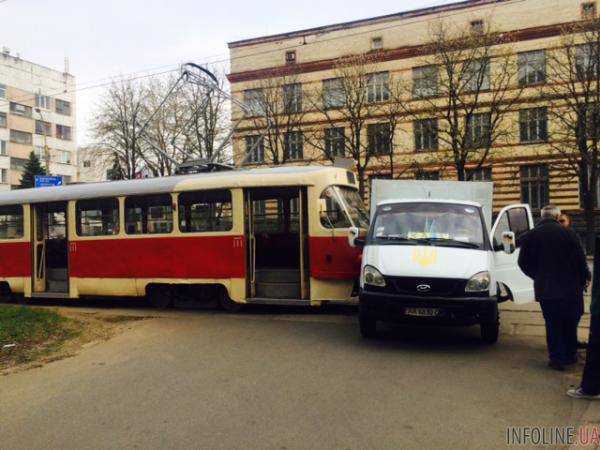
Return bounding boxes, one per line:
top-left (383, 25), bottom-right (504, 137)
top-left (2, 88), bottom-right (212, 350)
top-left (0, 166), bottom-right (369, 309)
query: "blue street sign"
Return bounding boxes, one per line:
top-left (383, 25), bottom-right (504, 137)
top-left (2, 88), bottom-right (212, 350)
top-left (34, 175), bottom-right (63, 188)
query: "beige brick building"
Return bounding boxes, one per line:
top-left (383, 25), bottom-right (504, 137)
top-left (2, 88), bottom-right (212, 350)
top-left (0, 50), bottom-right (77, 189)
top-left (227, 0), bottom-right (600, 222)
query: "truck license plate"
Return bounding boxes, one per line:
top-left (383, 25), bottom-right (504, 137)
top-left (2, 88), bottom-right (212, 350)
top-left (405, 307), bottom-right (441, 317)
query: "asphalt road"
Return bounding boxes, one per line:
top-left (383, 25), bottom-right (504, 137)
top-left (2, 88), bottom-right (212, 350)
top-left (0, 305), bottom-right (591, 450)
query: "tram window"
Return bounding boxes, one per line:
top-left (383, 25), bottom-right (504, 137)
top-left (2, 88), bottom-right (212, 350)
top-left (0, 205), bottom-right (23, 239)
top-left (178, 190), bottom-right (233, 233)
top-left (76, 198), bottom-right (119, 236)
top-left (125, 194), bottom-right (173, 235)
top-left (319, 187), bottom-right (351, 229)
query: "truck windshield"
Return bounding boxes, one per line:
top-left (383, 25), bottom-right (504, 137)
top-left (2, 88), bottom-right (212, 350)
top-left (336, 186), bottom-right (370, 229)
top-left (370, 202), bottom-right (486, 249)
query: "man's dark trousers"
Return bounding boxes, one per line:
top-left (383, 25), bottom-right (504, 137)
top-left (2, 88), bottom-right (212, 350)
top-left (539, 299), bottom-right (581, 365)
top-left (581, 314), bottom-right (600, 394)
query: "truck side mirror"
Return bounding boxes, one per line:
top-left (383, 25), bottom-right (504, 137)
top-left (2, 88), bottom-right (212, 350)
top-left (501, 231), bottom-right (516, 255)
top-left (348, 226), bottom-right (364, 247)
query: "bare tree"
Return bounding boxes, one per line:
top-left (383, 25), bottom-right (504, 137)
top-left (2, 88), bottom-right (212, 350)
top-left (240, 73), bottom-right (306, 165)
top-left (544, 19), bottom-right (600, 251)
top-left (308, 54), bottom-right (389, 196)
top-left (92, 69), bottom-right (230, 179)
top-left (400, 21), bottom-right (523, 181)
top-left (92, 79), bottom-right (145, 179)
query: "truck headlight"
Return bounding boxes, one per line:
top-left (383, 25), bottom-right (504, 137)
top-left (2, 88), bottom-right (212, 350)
top-left (363, 265), bottom-right (386, 287)
top-left (465, 271), bottom-right (491, 293)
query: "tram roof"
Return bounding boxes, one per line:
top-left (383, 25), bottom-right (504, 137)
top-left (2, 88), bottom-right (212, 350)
top-left (0, 166), bottom-right (353, 206)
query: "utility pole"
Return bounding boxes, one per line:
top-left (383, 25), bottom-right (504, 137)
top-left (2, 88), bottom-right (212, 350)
top-left (34, 107), bottom-right (51, 173)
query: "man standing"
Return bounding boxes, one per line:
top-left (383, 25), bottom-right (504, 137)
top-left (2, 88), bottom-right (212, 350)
top-left (567, 235), bottom-right (600, 400)
top-left (518, 205), bottom-right (590, 371)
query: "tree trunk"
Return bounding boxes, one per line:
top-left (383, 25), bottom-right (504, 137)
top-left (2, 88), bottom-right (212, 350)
top-left (357, 166), bottom-right (366, 200)
top-left (584, 199), bottom-right (595, 255)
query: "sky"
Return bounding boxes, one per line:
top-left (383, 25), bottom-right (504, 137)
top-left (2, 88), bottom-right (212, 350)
top-left (0, 0), bottom-right (457, 145)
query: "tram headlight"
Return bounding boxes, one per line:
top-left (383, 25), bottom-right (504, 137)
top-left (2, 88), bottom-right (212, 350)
top-left (363, 265), bottom-right (386, 287)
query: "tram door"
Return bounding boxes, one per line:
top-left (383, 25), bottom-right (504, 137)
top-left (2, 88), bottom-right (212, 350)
top-left (245, 187), bottom-right (309, 301)
top-left (32, 202), bottom-right (69, 294)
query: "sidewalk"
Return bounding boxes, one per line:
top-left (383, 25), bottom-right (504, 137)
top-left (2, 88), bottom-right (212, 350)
top-left (500, 295), bottom-right (592, 341)
top-left (502, 297), bottom-right (600, 449)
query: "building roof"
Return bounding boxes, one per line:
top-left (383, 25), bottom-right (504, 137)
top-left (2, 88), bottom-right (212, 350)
top-left (0, 166), bottom-right (351, 206)
top-left (228, 0), bottom-right (507, 48)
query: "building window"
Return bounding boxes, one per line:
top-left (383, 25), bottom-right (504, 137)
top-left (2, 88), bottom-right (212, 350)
top-left (283, 83), bottom-right (302, 114)
top-left (9, 102), bottom-right (32, 118)
top-left (520, 165), bottom-right (549, 210)
top-left (56, 124), bottom-right (72, 140)
top-left (583, 2), bottom-right (597, 18)
top-left (0, 169), bottom-right (7, 184)
top-left (0, 205), bottom-right (23, 239)
top-left (55, 99), bottom-right (71, 116)
top-left (366, 72), bottom-right (390, 103)
top-left (76, 198), bottom-right (120, 236)
top-left (83, 160), bottom-right (91, 168)
top-left (35, 94), bottom-right (51, 110)
top-left (10, 157), bottom-right (28, 170)
top-left (415, 170), bottom-right (440, 180)
top-left (466, 112), bottom-right (491, 148)
top-left (178, 189), bottom-right (233, 233)
top-left (243, 89), bottom-right (265, 117)
top-left (245, 135), bottom-right (264, 163)
top-left (324, 127), bottom-right (345, 158)
top-left (467, 167), bottom-right (492, 181)
top-left (35, 120), bottom-right (52, 136)
top-left (464, 58), bottom-right (490, 92)
top-left (0, 112), bottom-right (6, 128)
top-left (284, 131), bottom-right (303, 160)
top-left (371, 37), bottom-right (383, 50)
top-left (368, 123), bottom-right (392, 156)
top-left (54, 149), bottom-right (71, 164)
top-left (575, 44), bottom-right (600, 79)
top-left (414, 118), bottom-right (438, 151)
top-left (285, 50), bottom-right (296, 64)
top-left (125, 194), bottom-right (173, 235)
top-left (323, 78), bottom-right (346, 109)
top-left (10, 129), bottom-right (32, 145)
top-left (520, 107), bottom-right (548, 143)
top-left (518, 50), bottom-right (546, 86)
top-left (0, 140), bottom-right (6, 156)
top-left (0, 84), bottom-right (5, 99)
top-left (34, 146), bottom-right (45, 160)
top-left (470, 20), bottom-right (484, 33)
top-left (413, 65), bottom-right (438, 98)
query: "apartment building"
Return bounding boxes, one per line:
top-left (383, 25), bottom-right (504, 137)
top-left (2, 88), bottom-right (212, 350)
top-left (0, 49), bottom-right (77, 190)
top-left (227, 0), bottom-right (600, 219)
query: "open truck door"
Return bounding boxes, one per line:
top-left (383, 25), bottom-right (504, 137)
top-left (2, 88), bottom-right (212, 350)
top-left (490, 204), bottom-right (535, 304)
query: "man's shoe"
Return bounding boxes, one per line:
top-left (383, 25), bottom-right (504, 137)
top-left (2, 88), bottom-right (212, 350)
top-left (567, 387), bottom-right (600, 400)
top-left (577, 341), bottom-right (588, 349)
top-left (548, 360), bottom-right (565, 371)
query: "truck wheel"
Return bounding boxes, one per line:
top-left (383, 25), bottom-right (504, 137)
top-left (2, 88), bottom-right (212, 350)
top-left (219, 289), bottom-right (243, 313)
top-left (359, 312), bottom-right (377, 339)
top-left (148, 286), bottom-right (174, 309)
top-left (480, 307), bottom-right (500, 344)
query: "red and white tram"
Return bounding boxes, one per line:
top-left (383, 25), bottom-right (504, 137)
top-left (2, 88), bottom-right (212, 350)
top-left (0, 166), bottom-right (369, 309)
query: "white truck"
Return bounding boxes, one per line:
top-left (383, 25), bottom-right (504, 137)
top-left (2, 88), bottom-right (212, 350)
top-left (353, 180), bottom-right (535, 343)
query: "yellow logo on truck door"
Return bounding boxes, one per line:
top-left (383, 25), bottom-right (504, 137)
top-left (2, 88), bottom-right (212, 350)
top-left (411, 248), bottom-right (438, 268)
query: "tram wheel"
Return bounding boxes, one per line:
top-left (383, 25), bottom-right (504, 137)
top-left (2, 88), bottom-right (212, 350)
top-left (219, 289), bottom-right (243, 313)
top-left (148, 285), bottom-right (174, 309)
